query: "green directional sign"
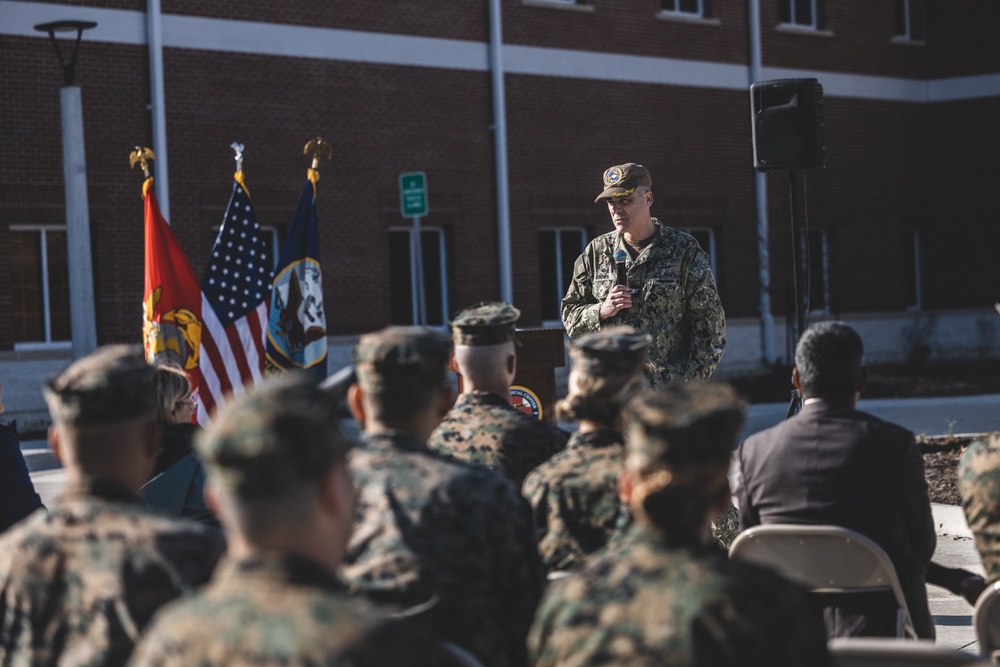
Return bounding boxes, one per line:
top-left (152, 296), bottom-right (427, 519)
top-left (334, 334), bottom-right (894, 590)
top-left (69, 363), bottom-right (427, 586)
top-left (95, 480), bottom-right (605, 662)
top-left (399, 172), bottom-right (428, 218)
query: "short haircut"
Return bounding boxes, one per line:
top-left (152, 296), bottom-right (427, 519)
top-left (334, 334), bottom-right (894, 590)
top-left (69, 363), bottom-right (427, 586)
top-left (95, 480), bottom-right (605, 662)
top-left (795, 321), bottom-right (865, 400)
top-left (151, 363), bottom-right (191, 424)
top-left (454, 342), bottom-right (512, 386)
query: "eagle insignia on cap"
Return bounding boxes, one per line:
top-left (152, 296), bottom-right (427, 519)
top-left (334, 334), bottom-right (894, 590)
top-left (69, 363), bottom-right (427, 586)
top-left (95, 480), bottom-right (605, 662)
top-left (604, 166), bottom-right (624, 187)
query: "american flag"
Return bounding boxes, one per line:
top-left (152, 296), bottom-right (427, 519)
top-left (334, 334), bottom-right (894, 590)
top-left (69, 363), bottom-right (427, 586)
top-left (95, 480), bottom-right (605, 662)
top-left (195, 180), bottom-right (273, 425)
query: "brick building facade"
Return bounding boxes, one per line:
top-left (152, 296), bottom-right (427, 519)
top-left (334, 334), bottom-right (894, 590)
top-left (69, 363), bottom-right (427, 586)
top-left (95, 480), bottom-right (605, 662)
top-left (2, 0), bottom-right (998, 378)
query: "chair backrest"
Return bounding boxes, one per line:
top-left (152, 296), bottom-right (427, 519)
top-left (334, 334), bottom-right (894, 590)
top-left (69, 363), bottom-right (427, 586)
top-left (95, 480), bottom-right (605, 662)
top-left (973, 580), bottom-right (1000, 664)
top-left (729, 524), bottom-right (917, 638)
top-left (829, 637), bottom-right (990, 666)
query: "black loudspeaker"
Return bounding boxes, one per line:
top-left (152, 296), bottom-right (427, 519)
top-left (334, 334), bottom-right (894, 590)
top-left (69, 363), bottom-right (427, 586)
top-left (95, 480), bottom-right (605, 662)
top-left (750, 78), bottom-right (825, 171)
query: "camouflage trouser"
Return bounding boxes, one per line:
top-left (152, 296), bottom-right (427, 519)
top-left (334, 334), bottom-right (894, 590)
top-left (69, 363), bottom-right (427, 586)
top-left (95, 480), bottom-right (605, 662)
top-left (711, 504), bottom-right (741, 551)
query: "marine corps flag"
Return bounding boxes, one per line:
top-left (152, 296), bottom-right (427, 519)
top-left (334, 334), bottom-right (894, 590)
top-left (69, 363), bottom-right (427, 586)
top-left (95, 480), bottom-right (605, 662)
top-left (141, 176), bottom-right (203, 385)
top-left (265, 179), bottom-right (327, 379)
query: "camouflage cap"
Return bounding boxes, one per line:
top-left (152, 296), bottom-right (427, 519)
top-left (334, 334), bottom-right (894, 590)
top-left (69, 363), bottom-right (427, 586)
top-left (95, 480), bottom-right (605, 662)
top-left (595, 163), bottom-right (652, 203)
top-left (353, 326), bottom-right (452, 393)
top-left (571, 326), bottom-right (652, 377)
top-left (43, 345), bottom-right (157, 426)
top-left (195, 373), bottom-right (353, 500)
top-left (623, 382), bottom-right (745, 472)
top-left (450, 301), bottom-right (520, 346)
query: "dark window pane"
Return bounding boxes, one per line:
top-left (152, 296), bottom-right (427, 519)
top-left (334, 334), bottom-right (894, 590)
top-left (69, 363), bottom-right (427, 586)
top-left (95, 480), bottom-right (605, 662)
top-left (46, 230), bottom-right (71, 340)
top-left (10, 231), bottom-right (44, 342)
top-left (421, 230), bottom-right (444, 327)
top-left (805, 231), bottom-right (826, 311)
top-left (679, 0), bottom-right (699, 14)
top-left (903, 231), bottom-right (919, 307)
top-left (780, 0), bottom-right (792, 23)
top-left (661, 0), bottom-right (677, 10)
top-left (910, 0), bottom-right (925, 39)
top-left (388, 231), bottom-right (413, 325)
top-left (794, 0), bottom-right (813, 25)
top-left (538, 231), bottom-right (558, 321)
top-left (893, 0), bottom-right (907, 35)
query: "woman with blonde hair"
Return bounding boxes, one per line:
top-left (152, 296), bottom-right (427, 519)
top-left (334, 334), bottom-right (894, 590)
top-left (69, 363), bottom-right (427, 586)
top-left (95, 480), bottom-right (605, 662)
top-left (143, 363), bottom-right (215, 526)
top-left (522, 326), bottom-right (650, 572)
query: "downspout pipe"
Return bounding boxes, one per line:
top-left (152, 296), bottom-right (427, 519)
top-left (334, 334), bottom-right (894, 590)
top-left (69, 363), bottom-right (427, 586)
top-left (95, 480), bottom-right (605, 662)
top-left (488, 0), bottom-right (514, 304)
top-left (748, 0), bottom-right (776, 365)
top-left (147, 0), bottom-right (170, 221)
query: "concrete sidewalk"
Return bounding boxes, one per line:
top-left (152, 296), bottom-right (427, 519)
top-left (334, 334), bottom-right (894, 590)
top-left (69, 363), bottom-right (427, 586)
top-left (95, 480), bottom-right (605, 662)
top-left (928, 503), bottom-right (983, 654)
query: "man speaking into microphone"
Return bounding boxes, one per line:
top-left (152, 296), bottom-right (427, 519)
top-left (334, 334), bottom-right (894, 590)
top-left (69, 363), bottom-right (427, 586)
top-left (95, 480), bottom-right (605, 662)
top-left (561, 163), bottom-right (726, 388)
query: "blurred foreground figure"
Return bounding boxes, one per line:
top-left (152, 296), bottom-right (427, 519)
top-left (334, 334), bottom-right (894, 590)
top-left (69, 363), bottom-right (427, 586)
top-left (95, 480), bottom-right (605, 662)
top-left (344, 326), bottom-right (544, 667)
top-left (0, 346), bottom-right (223, 667)
top-left (429, 301), bottom-right (567, 487)
top-left (529, 383), bottom-right (831, 667)
top-left (0, 377), bottom-right (43, 532)
top-left (958, 434), bottom-right (1000, 585)
top-left (131, 374), bottom-right (461, 666)
top-left (522, 326), bottom-right (649, 572)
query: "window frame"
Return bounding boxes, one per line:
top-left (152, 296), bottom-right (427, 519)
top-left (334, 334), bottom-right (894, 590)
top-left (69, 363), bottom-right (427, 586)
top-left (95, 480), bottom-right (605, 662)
top-left (10, 224), bottom-right (73, 351)
top-left (892, 0), bottom-right (926, 43)
top-left (388, 225), bottom-right (451, 329)
top-left (904, 229), bottom-right (923, 312)
top-left (538, 226), bottom-right (589, 327)
top-left (779, 0), bottom-right (821, 30)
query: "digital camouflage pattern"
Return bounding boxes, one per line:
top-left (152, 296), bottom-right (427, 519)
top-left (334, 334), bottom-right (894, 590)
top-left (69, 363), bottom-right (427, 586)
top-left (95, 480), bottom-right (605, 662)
top-left (428, 391), bottom-right (568, 487)
top-left (129, 553), bottom-right (457, 667)
top-left (528, 523), bottom-right (832, 667)
top-left (958, 434), bottom-right (1000, 581)
top-left (450, 301), bottom-right (519, 346)
top-left (343, 430), bottom-right (544, 667)
top-left (561, 220), bottom-right (726, 388)
top-left (521, 429), bottom-right (627, 572)
top-left (0, 479), bottom-right (223, 667)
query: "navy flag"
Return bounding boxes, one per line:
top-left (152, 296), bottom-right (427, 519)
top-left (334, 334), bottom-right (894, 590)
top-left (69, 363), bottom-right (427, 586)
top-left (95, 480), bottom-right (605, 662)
top-left (265, 181), bottom-right (327, 379)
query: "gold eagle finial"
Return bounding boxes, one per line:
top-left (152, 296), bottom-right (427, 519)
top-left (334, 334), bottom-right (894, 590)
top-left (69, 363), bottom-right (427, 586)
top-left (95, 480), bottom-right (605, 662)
top-left (129, 146), bottom-right (156, 178)
top-left (303, 137), bottom-right (332, 187)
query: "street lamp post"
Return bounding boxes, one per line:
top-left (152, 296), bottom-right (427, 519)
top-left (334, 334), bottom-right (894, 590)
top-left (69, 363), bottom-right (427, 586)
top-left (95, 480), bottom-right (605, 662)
top-left (34, 20), bottom-right (99, 360)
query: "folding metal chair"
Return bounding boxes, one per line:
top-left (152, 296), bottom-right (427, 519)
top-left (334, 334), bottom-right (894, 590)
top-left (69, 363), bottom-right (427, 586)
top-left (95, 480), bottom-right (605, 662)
top-left (829, 637), bottom-right (989, 666)
top-left (729, 524), bottom-right (918, 638)
top-left (974, 580), bottom-right (1000, 664)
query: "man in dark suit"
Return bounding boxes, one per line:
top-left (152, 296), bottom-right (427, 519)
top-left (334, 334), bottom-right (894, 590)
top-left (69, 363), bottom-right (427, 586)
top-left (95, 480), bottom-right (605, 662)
top-left (737, 321), bottom-right (936, 639)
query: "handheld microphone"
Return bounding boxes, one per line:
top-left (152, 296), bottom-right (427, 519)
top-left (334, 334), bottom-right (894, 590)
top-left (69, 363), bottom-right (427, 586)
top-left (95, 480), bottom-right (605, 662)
top-left (614, 251), bottom-right (628, 286)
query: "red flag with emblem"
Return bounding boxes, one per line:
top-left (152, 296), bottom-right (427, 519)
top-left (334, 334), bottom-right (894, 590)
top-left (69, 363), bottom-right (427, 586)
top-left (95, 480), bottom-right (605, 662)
top-left (142, 179), bottom-right (204, 399)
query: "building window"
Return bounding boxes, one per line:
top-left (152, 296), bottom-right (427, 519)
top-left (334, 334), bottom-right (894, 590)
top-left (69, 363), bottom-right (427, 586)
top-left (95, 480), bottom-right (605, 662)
top-left (800, 228), bottom-right (829, 312)
top-left (538, 228), bottom-right (588, 324)
top-left (660, 0), bottom-right (708, 18)
top-left (780, 0), bottom-right (821, 29)
top-left (893, 0), bottom-right (925, 41)
top-left (680, 227), bottom-right (717, 276)
top-left (389, 227), bottom-right (450, 327)
top-left (10, 226), bottom-right (71, 346)
top-left (903, 229), bottom-right (922, 310)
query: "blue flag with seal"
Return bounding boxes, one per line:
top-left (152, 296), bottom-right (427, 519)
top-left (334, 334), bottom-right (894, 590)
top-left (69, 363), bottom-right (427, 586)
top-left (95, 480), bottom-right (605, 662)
top-left (265, 181), bottom-right (327, 379)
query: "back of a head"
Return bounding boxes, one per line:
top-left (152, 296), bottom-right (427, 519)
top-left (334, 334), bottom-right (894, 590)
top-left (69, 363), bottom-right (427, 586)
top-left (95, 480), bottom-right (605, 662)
top-left (558, 326), bottom-right (651, 425)
top-left (449, 301), bottom-right (519, 386)
top-left (353, 326), bottom-right (452, 423)
top-left (794, 321), bottom-right (865, 400)
top-left (623, 382), bottom-right (745, 541)
top-left (196, 373), bottom-right (352, 502)
top-left (151, 363), bottom-right (191, 424)
top-left (44, 345), bottom-right (157, 429)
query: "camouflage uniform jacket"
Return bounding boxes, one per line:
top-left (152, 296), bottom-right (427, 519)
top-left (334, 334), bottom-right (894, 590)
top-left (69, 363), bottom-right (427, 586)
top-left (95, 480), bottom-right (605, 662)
top-left (561, 220), bottom-right (726, 387)
top-left (428, 391), bottom-right (568, 487)
top-left (343, 430), bottom-right (545, 667)
top-left (521, 429), bottom-right (627, 572)
top-left (528, 524), bottom-right (832, 667)
top-left (958, 434), bottom-right (1000, 581)
top-left (129, 553), bottom-right (387, 666)
top-left (0, 478), bottom-right (224, 667)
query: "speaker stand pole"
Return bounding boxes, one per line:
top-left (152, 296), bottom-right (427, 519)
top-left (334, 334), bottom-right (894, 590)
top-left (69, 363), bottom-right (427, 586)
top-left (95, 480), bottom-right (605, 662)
top-left (785, 169), bottom-right (807, 419)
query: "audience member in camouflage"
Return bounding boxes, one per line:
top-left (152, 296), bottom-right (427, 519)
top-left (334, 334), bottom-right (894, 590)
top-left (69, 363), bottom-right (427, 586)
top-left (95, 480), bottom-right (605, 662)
top-left (345, 326), bottom-right (545, 667)
top-left (529, 383), bottom-right (831, 667)
top-left (561, 163), bottom-right (725, 387)
top-left (522, 327), bottom-right (650, 572)
top-left (428, 302), bottom-right (567, 486)
top-left (131, 375), bottom-right (459, 667)
top-left (958, 434), bottom-right (1000, 582)
top-left (0, 346), bottom-right (224, 667)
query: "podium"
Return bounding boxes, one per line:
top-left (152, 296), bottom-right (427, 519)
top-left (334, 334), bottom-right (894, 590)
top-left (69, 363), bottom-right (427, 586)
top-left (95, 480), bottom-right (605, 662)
top-left (450, 327), bottom-right (566, 424)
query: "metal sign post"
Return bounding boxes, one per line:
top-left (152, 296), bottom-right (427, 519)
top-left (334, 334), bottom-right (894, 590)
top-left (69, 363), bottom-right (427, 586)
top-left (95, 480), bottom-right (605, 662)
top-left (399, 172), bottom-right (429, 325)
